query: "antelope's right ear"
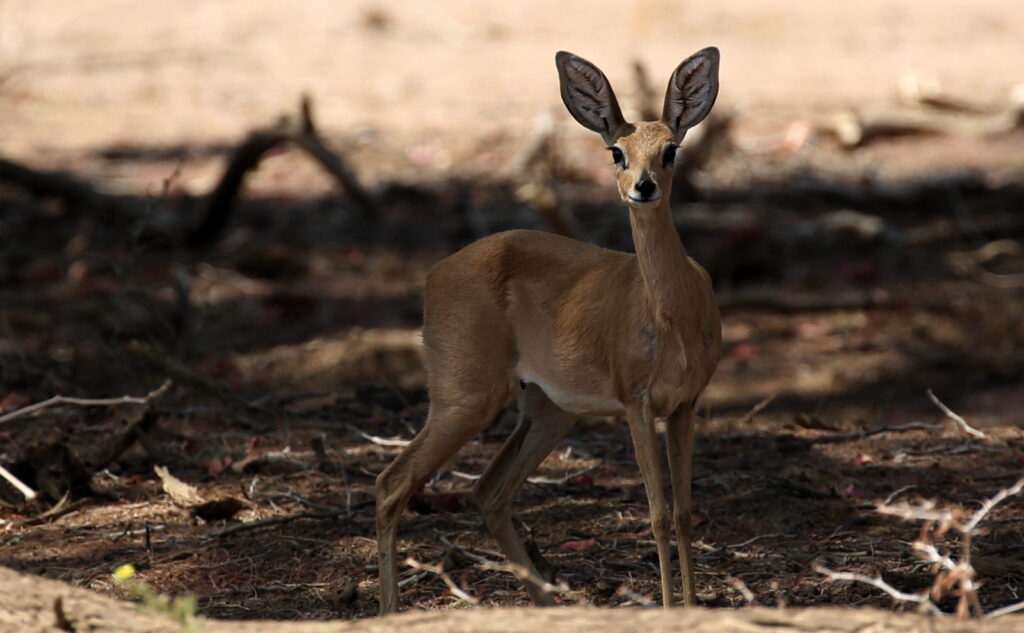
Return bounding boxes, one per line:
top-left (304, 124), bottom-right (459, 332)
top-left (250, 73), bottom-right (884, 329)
top-left (556, 51), bottom-right (627, 144)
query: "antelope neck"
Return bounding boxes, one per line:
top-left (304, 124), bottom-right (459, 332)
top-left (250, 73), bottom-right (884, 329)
top-left (628, 198), bottom-right (696, 327)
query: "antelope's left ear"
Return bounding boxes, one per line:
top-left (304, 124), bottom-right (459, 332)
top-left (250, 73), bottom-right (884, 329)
top-left (662, 47), bottom-right (720, 140)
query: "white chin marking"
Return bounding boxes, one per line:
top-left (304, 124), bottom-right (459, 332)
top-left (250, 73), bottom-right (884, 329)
top-left (627, 196), bottom-right (662, 208)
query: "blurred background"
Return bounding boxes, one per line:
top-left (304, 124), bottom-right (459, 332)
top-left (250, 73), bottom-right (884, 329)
top-left (1, 0), bottom-right (1024, 620)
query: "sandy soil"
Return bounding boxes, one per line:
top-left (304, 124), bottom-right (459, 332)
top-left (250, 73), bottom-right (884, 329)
top-left (2, 1), bottom-right (1023, 167)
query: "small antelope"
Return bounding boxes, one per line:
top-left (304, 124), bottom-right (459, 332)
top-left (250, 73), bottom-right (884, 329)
top-left (376, 47), bottom-right (722, 613)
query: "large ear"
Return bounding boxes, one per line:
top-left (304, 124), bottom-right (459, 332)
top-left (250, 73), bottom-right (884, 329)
top-left (662, 47), bottom-right (720, 140)
top-left (555, 51), bottom-right (627, 143)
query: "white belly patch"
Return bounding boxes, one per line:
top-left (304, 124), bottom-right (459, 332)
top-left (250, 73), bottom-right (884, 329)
top-left (517, 370), bottom-right (624, 416)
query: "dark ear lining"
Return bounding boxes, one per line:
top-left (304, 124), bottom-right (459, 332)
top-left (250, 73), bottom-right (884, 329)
top-left (662, 47), bottom-right (720, 140)
top-left (556, 51), bottom-right (627, 143)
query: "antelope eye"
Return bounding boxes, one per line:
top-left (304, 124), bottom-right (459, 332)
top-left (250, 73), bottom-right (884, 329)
top-left (662, 144), bottom-right (678, 167)
top-left (608, 146), bottom-right (625, 166)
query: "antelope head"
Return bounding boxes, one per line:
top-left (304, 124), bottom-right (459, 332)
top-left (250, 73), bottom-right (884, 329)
top-left (555, 47), bottom-right (720, 210)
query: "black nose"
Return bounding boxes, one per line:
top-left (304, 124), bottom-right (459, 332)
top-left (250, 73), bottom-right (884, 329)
top-left (635, 178), bottom-right (657, 198)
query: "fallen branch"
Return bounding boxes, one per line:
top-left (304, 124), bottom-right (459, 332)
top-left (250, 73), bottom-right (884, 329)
top-left (926, 390), bottom-right (990, 441)
top-left (20, 493), bottom-right (92, 526)
top-left (344, 423), bottom-right (412, 447)
top-left (404, 557), bottom-right (480, 607)
top-left (510, 111), bottom-right (578, 238)
top-left (209, 500), bottom-right (372, 538)
top-left (0, 380), bottom-right (171, 425)
top-left (824, 98), bottom-right (1024, 148)
top-left (631, 59), bottom-right (659, 122)
top-left (735, 395), bottom-right (776, 426)
top-left (825, 477), bottom-right (1024, 618)
top-left (0, 464), bottom-right (37, 502)
top-left (946, 240), bottom-right (1024, 289)
top-left (447, 463), bottom-right (600, 486)
top-left (815, 564), bottom-right (941, 615)
top-left (898, 75), bottom-right (995, 114)
top-left (811, 421), bottom-right (943, 444)
top-left (189, 94), bottom-right (377, 247)
top-left (0, 156), bottom-right (118, 214)
top-left (478, 559), bottom-right (587, 605)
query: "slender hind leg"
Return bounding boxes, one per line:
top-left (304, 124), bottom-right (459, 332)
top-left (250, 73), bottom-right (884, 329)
top-left (472, 383), bottom-right (576, 606)
top-left (376, 384), bottom-right (510, 614)
top-left (667, 402), bottom-right (698, 606)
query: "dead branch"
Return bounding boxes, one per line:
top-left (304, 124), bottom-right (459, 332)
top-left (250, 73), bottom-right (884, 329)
top-left (0, 156), bottom-right (118, 213)
top-left (814, 564), bottom-right (942, 615)
top-left (20, 493), bottom-right (91, 526)
top-left (735, 394), bottom-right (776, 426)
top-left (898, 75), bottom-right (996, 115)
top-left (0, 380), bottom-right (171, 425)
top-left (962, 477), bottom-right (1024, 533)
top-left (946, 240), bottom-right (1024, 289)
top-left (510, 111), bottom-right (579, 238)
top-left (811, 422), bottom-right (943, 444)
top-left (344, 423), bottom-right (412, 447)
top-left (477, 559), bottom-right (588, 605)
top-left (2, 383), bottom-right (169, 502)
top-left (834, 477), bottom-right (1024, 618)
top-left (437, 535), bottom-right (583, 604)
top-left (508, 111), bottom-right (557, 177)
top-left (988, 600), bottom-right (1024, 619)
top-left (631, 59), bottom-right (659, 122)
top-left (926, 390), bottom-right (991, 441)
top-left (672, 109), bottom-right (734, 200)
top-left (209, 509), bottom-right (344, 537)
top-left (208, 500), bottom-right (372, 538)
top-left (189, 94), bottom-right (377, 247)
top-left (825, 94), bottom-right (1024, 149)
top-left (404, 557), bottom-right (480, 607)
top-left (0, 464), bottom-right (37, 501)
top-left (448, 463), bottom-right (600, 486)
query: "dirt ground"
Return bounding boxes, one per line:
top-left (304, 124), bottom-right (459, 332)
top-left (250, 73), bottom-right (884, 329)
top-left (2, 0), bottom-right (1024, 623)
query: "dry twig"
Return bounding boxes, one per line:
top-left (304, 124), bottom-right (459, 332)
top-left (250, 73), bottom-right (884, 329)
top-left (344, 423), bottom-right (411, 447)
top-left (946, 240), bottom-right (1024, 289)
top-left (404, 557), bottom-right (480, 606)
top-left (0, 156), bottom-right (118, 213)
top-left (209, 506), bottom-right (358, 538)
top-left (438, 535), bottom-right (586, 605)
top-left (822, 477), bottom-right (1024, 618)
top-left (477, 559), bottom-right (588, 605)
top-left (812, 421), bottom-right (943, 444)
top-left (735, 395), bottom-right (775, 426)
top-left (0, 464), bottom-right (36, 501)
top-left (814, 564), bottom-right (942, 615)
top-left (190, 94), bottom-right (377, 247)
top-left (926, 390), bottom-right (990, 440)
top-left (0, 380), bottom-right (171, 425)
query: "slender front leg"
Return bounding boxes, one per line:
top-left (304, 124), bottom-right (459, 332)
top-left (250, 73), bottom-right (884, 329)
top-left (625, 400), bottom-right (675, 607)
top-left (667, 402), bottom-right (698, 606)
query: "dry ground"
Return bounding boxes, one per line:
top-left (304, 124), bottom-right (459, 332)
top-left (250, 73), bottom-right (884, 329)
top-left (2, 0), bottom-right (1024, 623)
